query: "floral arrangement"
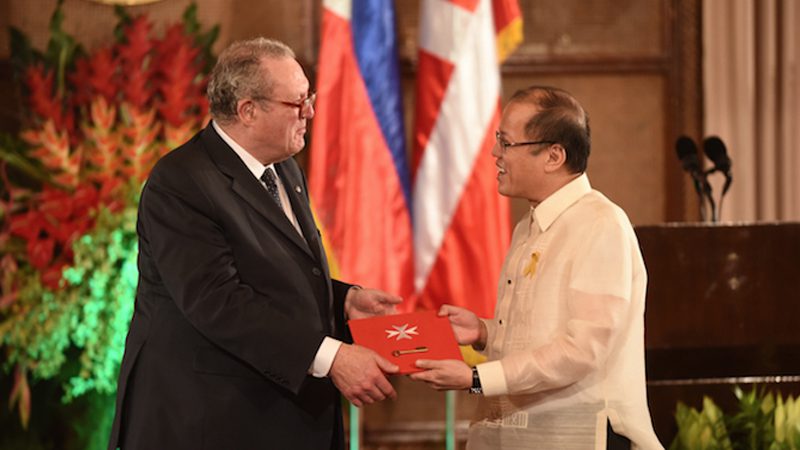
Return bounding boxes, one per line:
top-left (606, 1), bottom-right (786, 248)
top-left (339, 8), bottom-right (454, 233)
top-left (671, 386), bottom-right (800, 450)
top-left (0, 1), bottom-right (218, 428)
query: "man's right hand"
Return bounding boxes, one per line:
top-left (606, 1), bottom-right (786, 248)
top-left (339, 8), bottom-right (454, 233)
top-left (438, 304), bottom-right (486, 349)
top-left (329, 344), bottom-right (398, 407)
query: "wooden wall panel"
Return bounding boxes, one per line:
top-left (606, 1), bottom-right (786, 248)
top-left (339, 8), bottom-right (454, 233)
top-left (513, 0), bottom-right (666, 58)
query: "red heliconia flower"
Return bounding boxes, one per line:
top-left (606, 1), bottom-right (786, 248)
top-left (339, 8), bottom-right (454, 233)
top-left (157, 46), bottom-right (199, 126)
top-left (8, 210), bottom-right (44, 242)
top-left (97, 177), bottom-right (125, 212)
top-left (118, 15), bottom-right (155, 109)
top-left (6, 8), bottom-right (214, 300)
top-left (25, 65), bottom-right (66, 130)
top-left (39, 187), bottom-right (74, 223)
top-left (23, 121), bottom-right (81, 187)
top-left (153, 24), bottom-right (202, 127)
top-left (41, 260), bottom-right (66, 290)
top-left (27, 237), bottom-right (55, 271)
top-left (86, 47), bottom-right (119, 104)
top-left (71, 184), bottom-right (99, 219)
top-left (68, 57), bottom-right (94, 109)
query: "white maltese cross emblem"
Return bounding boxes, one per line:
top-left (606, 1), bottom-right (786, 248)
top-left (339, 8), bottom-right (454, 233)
top-left (385, 323), bottom-right (419, 341)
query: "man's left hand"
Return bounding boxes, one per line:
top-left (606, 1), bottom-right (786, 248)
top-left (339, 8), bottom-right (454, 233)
top-left (345, 287), bottom-right (402, 320)
top-left (409, 359), bottom-right (472, 391)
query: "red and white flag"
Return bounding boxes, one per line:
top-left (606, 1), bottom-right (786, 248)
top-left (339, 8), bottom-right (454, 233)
top-left (411, 0), bottom-right (523, 318)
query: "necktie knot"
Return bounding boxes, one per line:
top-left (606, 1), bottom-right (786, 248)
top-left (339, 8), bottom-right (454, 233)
top-left (260, 167), bottom-right (282, 207)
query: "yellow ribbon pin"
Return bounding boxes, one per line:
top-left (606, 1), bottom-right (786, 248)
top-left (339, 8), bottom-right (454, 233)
top-left (523, 252), bottom-right (539, 278)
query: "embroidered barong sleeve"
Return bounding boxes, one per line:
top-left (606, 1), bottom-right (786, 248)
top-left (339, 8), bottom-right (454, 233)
top-left (478, 215), bottom-right (632, 396)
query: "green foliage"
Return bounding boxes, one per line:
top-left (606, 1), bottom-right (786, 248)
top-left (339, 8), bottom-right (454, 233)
top-left (728, 386), bottom-right (777, 450)
top-left (183, 2), bottom-right (220, 73)
top-left (0, 133), bottom-right (48, 192)
top-left (671, 387), bottom-right (800, 450)
top-left (774, 394), bottom-right (800, 449)
top-left (112, 5), bottom-right (134, 42)
top-left (671, 396), bottom-right (733, 450)
top-left (45, 0), bottom-right (83, 98)
top-left (0, 206), bottom-right (137, 401)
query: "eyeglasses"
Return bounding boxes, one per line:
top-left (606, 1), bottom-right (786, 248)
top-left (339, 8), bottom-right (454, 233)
top-left (495, 130), bottom-right (556, 154)
top-left (256, 91), bottom-right (316, 118)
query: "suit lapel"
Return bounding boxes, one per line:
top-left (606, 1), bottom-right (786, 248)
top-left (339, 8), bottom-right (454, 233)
top-left (199, 126), bottom-right (315, 260)
top-left (277, 160), bottom-right (335, 330)
top-left (276, 161), bottom-right (325, 267)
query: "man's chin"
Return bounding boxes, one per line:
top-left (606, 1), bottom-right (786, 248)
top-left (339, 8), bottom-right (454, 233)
top-left (290, 140), bottom-right (306, 154)
top-left (496, 183), bottom-right (511, 197)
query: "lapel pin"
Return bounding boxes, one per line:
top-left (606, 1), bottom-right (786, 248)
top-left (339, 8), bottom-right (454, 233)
top-left (523, 251), bottom-right (540, 278)
top-left (295, 186), bottom-right (302, 193)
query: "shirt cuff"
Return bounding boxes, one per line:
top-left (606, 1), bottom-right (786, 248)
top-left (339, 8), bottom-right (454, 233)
top-left (310, 337), bottom-right (343, 378)
top-left (476, 360), bottom-right (508, 396)
top-left (480, 318), bottom-right (497, 353)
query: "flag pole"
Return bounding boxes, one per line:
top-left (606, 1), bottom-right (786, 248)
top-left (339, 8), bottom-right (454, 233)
top-left (446, 390), bottom-right (456, 450)
top-left (349, 402), bottom-right (360, 450)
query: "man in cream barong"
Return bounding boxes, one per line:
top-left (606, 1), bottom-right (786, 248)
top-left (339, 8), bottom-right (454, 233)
top-left (411, 86), bottom-right (664, 450)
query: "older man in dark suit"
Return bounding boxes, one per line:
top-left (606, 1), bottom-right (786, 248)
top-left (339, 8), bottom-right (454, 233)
top-left (108, 37), bottom-right (401, 450)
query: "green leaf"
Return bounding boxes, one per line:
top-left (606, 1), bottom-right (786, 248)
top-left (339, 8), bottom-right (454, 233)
top-left (43, 0), bottom-right (82, 97)
top-left (0, 146), bottom-right (51, 188)
top-left (9, 26), bottom-right (46, 94)
top-left (180, 2), bottom-right (218, 74)
top-left (112, 5), bottom-right (133, 42)
top-left (182, 2), bottom-right (200, 34)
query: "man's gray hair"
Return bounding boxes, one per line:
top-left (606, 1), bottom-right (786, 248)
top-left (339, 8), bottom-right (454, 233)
top-left (207, 37), bottom-right (296, 123)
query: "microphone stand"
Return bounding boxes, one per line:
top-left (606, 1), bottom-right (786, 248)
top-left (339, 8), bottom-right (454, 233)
top-left (702, 172), bottom-right (716, 223)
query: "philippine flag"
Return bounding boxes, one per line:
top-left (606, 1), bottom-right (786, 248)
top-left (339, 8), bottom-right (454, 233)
top-left (308, 0), bottom-right (414, 301)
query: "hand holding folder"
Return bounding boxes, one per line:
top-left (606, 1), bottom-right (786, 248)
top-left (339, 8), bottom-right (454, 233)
top-left (348, 311), bottom-right (463, 374)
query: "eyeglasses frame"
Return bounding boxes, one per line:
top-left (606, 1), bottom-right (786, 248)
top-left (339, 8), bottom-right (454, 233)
top-left (494, 130), bottom-right (557, 154)
top-left (254, 91), bottom-right (317, 118)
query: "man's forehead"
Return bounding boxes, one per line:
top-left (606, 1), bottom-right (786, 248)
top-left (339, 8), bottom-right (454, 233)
top-left (263, 57), bottom-right (310, 96)
top-left (500, 102), bottom-right (539, 131)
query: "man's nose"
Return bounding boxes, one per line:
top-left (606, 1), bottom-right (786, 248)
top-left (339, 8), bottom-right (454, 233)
top-left (303, 104), bottom-right (315, 119)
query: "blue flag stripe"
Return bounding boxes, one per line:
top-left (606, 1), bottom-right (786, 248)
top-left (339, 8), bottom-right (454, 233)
top-left (351, 0), bottom-right (411, 206)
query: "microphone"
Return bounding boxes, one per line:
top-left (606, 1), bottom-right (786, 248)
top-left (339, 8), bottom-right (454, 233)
top-left (675, 135), bottom-right (714, 221)
top-left (702, 136), bottom-right (733, 197)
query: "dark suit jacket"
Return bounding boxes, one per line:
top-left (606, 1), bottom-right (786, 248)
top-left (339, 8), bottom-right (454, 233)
top-left (108, 125), bottom-right (350, 450)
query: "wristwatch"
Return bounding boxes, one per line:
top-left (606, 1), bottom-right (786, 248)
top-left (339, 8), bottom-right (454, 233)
top-left (469, 366), bottom-right (483, 395)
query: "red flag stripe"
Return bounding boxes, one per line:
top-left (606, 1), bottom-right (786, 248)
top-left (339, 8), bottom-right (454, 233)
top-left (411, 50), bottom-right (455, 177)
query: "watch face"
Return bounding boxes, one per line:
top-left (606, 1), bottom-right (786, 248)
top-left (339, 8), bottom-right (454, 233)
top-left (471, 367), bottom-right (482, 394)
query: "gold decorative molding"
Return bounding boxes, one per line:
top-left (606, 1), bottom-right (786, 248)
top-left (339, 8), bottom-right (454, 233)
top-left (88, 0), bottom-right (163, 5)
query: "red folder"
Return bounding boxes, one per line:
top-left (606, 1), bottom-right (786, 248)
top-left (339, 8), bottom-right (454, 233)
top-left (348, 311), bottom-right (463, 374)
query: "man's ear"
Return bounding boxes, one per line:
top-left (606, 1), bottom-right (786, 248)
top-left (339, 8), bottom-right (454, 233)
top-left (543, 144), bottom-right (567, 173)
top-left (236, 99), bottom-right (257, 125)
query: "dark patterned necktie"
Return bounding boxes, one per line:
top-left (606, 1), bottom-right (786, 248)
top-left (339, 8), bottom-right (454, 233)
top-left (260, 167), bottom-right (282, 208)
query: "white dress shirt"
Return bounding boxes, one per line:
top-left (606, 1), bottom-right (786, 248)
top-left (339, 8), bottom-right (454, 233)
top-left (470, 174), bottom-right (663, 450)
top-left (212, 121), bottom-right (341, 378)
